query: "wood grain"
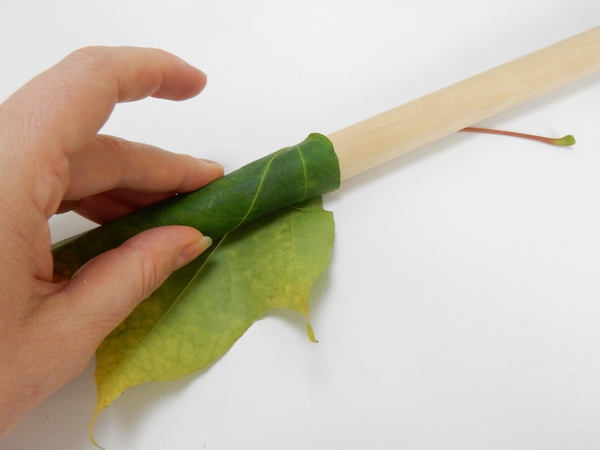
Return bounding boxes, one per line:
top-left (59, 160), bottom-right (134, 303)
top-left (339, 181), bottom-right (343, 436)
top-left (329, 27), bottom-right (600, 180)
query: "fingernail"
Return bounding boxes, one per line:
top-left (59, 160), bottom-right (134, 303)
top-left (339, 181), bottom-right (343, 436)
top-left (199, 158), bottom-right (224, 167)
top-left (175, 236), bottom-right (213, 270)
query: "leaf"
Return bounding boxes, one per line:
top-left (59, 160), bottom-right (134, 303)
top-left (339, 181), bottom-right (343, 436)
top-left (49, 134), bottom-right (340, 446)
top-left (53, 133), bottom-right (340, 280)
top-left (92, 196), bottom-right (334, 425)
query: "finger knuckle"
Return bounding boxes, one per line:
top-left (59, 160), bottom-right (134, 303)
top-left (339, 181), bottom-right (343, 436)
top-left (63, 47), bottom-right (112, 73)
top-left (133, 246), bottom-right (170, 301)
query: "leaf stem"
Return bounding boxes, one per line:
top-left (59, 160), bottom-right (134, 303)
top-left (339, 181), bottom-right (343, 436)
top-left (460, 127), bottom-right (576, 146)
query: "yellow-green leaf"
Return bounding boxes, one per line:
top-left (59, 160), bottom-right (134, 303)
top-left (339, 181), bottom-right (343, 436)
top-left (92, 196), bottom-right (334, 428)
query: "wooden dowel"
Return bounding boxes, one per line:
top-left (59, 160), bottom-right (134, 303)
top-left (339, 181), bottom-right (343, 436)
top-left (328, 27), bottom-right (600, 180)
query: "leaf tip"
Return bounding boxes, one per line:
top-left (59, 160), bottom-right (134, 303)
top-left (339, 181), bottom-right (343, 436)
top-left (89, 408), bottom-right (107, 450)
top-left (89, 428), bottom-right (105, 450)
top-left (306, 321), bottom-right (318, 343)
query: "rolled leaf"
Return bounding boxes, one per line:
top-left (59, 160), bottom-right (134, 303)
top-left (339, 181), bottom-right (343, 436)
top-left (53, 133), bottom-right (340, 279)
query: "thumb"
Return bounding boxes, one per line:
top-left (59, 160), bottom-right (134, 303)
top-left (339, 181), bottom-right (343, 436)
top-left (57, 226), bottom-right (212, 340)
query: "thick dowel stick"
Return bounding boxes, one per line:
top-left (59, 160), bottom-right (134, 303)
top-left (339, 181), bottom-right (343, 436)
top-left (329, 27), bottom-right (600, 180)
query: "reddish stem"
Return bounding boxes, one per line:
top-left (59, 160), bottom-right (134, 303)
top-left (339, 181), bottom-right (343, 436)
top-left (460, 127), bottom-right (575, 146)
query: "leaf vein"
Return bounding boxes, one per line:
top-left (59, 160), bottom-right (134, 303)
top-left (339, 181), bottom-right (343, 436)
top-left (234, 149), bottom-right (283, 230)
top-left (126, 235), bottom-right (228, 359)
top-left (296, 144), bottom-right (308, 200)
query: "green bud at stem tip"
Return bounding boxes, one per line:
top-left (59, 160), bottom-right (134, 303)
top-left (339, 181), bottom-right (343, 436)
top-left (554, 135), bottom-right (576, 146)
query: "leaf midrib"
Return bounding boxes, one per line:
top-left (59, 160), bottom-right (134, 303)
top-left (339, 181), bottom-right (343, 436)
top-left (122, 148), bottom-right (293, 367)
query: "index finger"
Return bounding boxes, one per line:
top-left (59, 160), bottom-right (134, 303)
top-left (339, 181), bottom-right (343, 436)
top-left (1, 46), bottom-right (207, 159)
top-left (0, 46), bottom-right (208, 219)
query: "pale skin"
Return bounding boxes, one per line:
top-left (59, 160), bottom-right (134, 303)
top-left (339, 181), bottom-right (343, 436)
top-left (0, 47), bottom-right (224, 438)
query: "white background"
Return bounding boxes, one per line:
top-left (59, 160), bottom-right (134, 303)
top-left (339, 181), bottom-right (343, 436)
top-left (1, 1), bottom-right (600, 449)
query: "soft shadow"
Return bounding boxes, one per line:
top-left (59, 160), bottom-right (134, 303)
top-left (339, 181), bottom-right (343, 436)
top-left (94, 351), bottom-right (229, 449)
top-left (261, 267), bottom-right (334, 340)
top-left (330, 131), bottom-right (469, 201)
top-left (8, 68), bottom-right (597, 450)
top-left (100, 372), bottom-right (199, 448)
top-left (326, 71), bottom-right (600, 200)
top-left (0, 363), bottom-right (98, 450)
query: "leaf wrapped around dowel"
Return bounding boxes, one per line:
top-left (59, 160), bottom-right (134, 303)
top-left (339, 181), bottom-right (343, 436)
top-left (52, 133), bottom-right (341, 280)
top-left (51, 133), bottom-right (341, 448)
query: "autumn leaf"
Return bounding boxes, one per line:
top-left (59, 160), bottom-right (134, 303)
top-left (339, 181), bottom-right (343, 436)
top-left (92, 196), bottom-right (334, 431)
top-left (50, 134), bottom-right (340, 445)
top-left (52, 133), bottom-right (340, 280)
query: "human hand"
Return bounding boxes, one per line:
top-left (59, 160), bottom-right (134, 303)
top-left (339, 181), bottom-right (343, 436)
top-left (0, 47), bottom-right (223, 438)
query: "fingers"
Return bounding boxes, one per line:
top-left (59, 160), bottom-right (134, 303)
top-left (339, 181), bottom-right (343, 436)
top-left (50, 226), bottom-right (213, 344)
top-left (2, 46), bottom-right (207, 158)
top-left (63, 134), bottom-right (224, 201)
top-left (60, 190), bottom-right (178, 223)
top-left (0, 46), bottom-right (209, 220)
top-left (58, 190), bottom-right (171, 223)
top-left (59, 134), bottom-right (224, 223)
top-left (57, 192), bottom-right (142, 223)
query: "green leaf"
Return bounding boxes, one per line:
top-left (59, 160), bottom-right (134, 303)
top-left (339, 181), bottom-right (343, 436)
top-left (49, 134), bottom-right (340, 445)
top-left (92, 196), bottom-right (334, 426)
top-left (53, 133), bottom-right (340, 280)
